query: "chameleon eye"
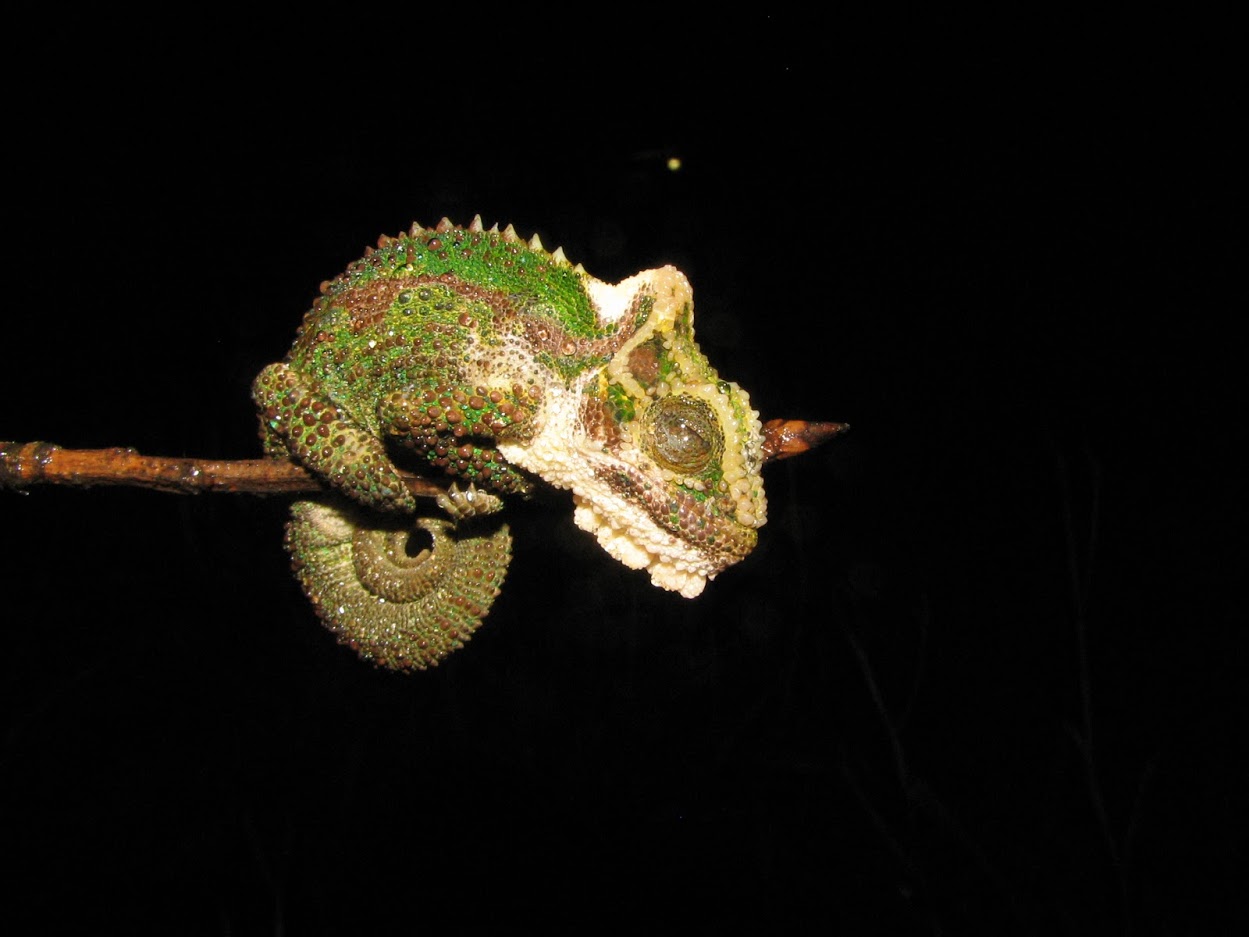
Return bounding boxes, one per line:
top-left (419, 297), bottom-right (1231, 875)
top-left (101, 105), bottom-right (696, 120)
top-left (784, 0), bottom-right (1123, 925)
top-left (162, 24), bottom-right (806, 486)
top-left (645, 395), bottom-right (723, 475)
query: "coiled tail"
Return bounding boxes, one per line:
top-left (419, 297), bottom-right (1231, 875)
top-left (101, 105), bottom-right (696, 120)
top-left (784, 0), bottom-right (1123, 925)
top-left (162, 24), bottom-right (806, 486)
top-left (284, 499), bottom-right (511, 671)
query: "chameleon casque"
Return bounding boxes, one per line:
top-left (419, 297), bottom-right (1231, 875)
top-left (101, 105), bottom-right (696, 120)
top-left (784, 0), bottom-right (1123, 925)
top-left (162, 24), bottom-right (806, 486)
top-left (253, 216), bottom-right (770, 672)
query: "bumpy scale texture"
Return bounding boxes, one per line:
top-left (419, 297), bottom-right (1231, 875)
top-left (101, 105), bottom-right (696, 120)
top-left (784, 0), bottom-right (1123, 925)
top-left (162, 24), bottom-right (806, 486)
top-left (254, 217), bottom-right (767, 670)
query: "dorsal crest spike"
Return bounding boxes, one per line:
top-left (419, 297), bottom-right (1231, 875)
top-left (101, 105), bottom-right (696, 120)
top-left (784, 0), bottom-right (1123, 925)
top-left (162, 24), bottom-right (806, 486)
top-left (529, 233), bottom-right (545, 252)
top-left (487, 223), bottom-right (500, 234)
top-left (408, 222), bottom-right (425, 237)
top-left (468, 214), bottom-right (484, 232)
top-left (501, 224), bottom-right (521, 243)
top-left (551, 246), bottom-right (568, 266)
top-left (376, 234), bottom-right (394, 249)
top-left (435, 217), bottom-right (455, 233)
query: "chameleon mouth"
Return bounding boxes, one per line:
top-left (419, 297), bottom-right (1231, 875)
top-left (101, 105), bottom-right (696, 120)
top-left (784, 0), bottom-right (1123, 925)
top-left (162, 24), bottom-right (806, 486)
top-left (570, 453), bottom-right (759, 598)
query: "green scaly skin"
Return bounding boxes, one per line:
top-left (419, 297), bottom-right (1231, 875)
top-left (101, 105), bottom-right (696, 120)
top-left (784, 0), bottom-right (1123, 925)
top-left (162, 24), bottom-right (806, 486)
top-left (254, 217), bottom-right (767, 671)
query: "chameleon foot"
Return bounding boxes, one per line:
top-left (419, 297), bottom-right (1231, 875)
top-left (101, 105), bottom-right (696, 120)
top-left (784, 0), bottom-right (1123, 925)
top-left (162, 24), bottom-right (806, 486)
top-left (436, 481), bottom-right (504, 521)
top-left (285, 498), bottom-right (511, 671)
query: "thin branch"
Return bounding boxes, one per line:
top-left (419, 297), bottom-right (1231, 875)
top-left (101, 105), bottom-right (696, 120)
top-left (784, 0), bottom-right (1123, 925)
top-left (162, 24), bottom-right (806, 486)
top-left (0, 440), bottom-right (444, 499)
top-left (2, 421), bottom-right (848, 500)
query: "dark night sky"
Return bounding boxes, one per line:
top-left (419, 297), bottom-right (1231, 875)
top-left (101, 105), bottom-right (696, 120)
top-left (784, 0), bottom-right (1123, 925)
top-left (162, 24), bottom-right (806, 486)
top-left (3, 14), bottom-right (1241, 936)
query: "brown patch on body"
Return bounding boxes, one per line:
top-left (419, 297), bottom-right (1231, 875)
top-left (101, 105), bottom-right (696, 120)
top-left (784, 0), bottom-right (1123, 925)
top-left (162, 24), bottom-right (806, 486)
top-left (625, 337), bottom-right (663, 388)
top-left (578, 394), bottom-right (624, 450)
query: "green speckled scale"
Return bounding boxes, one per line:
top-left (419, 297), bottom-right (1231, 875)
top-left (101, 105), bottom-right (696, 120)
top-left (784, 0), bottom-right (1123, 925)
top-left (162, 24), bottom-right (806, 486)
top-left (254, 216), bottom-right (769, 671)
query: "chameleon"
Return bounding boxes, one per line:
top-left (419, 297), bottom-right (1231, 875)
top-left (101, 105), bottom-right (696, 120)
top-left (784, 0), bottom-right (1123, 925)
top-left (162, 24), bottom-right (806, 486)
top-left (253, 216), bottom-right (769, 672)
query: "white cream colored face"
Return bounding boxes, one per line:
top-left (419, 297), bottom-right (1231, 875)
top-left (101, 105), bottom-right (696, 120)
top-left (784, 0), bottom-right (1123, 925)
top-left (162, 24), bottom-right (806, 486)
top-left (499, 266), bottom-right (767, 597)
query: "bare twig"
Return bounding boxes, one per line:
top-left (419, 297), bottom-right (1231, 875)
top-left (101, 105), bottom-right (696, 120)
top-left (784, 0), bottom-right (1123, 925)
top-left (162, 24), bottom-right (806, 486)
top-left (0, 440), bottom-right (444, 499)
top-left (2, 421), bottom-right (848, 500)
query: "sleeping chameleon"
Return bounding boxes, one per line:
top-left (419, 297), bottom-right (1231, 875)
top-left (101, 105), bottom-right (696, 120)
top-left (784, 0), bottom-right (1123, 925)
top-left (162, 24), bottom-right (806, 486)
top-left (253, 216), bottom-right (811, 672)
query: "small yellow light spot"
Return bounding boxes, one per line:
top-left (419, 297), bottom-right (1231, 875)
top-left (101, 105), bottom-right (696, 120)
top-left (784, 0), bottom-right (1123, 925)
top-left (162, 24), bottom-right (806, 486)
top-left (666, 157), bottom-right (682, 172)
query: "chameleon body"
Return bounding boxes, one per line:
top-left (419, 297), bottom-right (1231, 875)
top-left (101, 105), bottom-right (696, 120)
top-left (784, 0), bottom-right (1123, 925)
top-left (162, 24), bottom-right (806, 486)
top-left (253, 217), bottom-right (767, 671)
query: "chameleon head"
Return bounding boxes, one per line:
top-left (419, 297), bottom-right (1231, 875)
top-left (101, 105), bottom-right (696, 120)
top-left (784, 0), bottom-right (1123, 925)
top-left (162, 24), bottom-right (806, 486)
top-left (498, 265), bottom-right (768, 598)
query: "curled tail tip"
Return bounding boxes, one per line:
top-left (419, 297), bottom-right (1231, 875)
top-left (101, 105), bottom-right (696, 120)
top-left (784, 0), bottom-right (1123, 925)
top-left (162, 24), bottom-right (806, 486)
top-left (285, 499), bottom-right (511, 672)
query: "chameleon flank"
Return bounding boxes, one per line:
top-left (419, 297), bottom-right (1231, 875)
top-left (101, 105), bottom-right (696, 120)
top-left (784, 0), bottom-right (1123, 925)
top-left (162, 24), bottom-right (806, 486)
top-left (254, 217), bottom-right (767, 671)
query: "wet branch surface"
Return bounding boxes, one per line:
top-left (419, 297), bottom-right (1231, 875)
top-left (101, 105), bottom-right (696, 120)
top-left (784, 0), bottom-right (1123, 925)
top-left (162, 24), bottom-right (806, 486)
top-left (0, 420), bottom-right (848, 498)
top-left (0, 440), bottom-right (444, 499)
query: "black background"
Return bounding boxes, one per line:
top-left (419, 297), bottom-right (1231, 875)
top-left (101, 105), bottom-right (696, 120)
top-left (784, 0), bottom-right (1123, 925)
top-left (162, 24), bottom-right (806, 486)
top-left (2, 13), bottom-right (1240, 935)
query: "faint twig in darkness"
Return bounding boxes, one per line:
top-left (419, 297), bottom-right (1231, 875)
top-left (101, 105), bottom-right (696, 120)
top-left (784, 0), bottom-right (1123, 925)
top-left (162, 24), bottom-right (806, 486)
top-left (1, 658), bottom-right (112, 761)
top-left (842, 619), bottom-right (911, 794)
top-left (1056, 442), bottom-right (1131, 929)
top-left (838, 755), bottom-right (941, 935)
top-left (840, 608), bottom-right (1039, 933)
top-left (895, 593), bottom-right (930, 735)
top-left (242, 808), bottom-right (290, 937)
top-left (1121, 751), bottom-right (1161, 937)
top-left (838, 606), bottom-right (941, 934)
